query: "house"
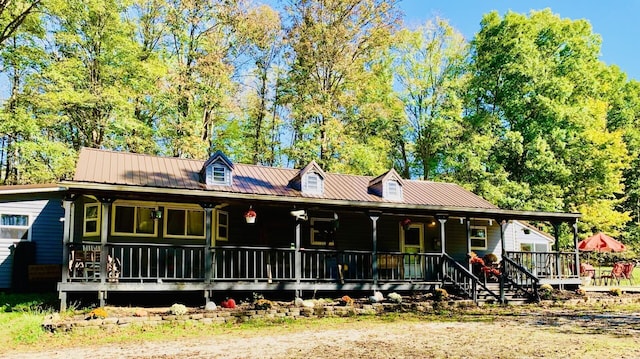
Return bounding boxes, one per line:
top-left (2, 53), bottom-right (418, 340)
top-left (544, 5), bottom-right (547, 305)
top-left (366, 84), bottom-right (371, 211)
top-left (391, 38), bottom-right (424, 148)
top-left (0, 184), bottom-right (66, 291)
top-left (52, 148), bottom-right (581, 309)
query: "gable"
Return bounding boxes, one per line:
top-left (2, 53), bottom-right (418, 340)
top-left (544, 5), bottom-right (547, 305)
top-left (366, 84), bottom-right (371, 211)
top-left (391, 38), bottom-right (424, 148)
top-left (201, 151), bottom-right (234, 186)
top-left (368, 169), bottom-right (404, 200)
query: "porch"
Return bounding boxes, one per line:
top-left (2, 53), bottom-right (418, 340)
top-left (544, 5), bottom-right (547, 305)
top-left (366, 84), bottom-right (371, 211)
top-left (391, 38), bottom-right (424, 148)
top-left (58, 242), bottom-right (579, 308)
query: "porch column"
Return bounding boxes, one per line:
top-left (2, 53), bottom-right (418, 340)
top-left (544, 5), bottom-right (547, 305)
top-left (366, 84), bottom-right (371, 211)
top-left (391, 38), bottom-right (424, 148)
top-left (59, 195), bottom-right (76, 311)
top-left (573, 219), bottom-right (580, 277)
top-left (294, 219), bottom-right (301, 296)
top-left (436, 214), bottom-right (448, 282)
top-left (499, 219), bottom-right (507, 304)
top-left (98, 197), bottom-right (113, 307)
top-left (553, 222), bottom-right (561, 278)
top-left (465, 217), bottom-right (471, 271)
top-left (201, 204), bottom-right (215, 284)
top-left (369, 211), bottom-right (381, 290)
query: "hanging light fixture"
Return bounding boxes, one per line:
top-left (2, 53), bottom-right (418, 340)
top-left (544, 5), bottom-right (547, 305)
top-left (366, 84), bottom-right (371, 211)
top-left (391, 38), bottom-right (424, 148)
top-left (244, 206), bottom-right (256, 224)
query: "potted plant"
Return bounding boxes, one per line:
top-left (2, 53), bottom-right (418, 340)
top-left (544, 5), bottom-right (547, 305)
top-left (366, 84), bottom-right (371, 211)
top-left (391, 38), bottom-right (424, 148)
top-left (244, 207), bottom-right (256, 224)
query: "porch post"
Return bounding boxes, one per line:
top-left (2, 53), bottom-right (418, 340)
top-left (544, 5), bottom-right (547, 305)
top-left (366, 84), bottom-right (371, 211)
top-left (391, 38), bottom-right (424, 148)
top-left (465, 217), bottom-right (471, 271)
top-left (98, 198), bottom-right (113, 307)
top-left (59, 195), bottom-right (76, 311)
top-left (202, 205), bottom-right (214, 284)
top-left (369, 211), bottom-right (381, 290)
top-left (436, 214), bottom-right (448, 282)
top-left (295, 219), bottom-right (301, 296)
top-left (573, 219), bottom-right (580, 277)
top-left (553, 222), bottom-right (561, 278)
top-left (499, 219), bottom-right (507, 304)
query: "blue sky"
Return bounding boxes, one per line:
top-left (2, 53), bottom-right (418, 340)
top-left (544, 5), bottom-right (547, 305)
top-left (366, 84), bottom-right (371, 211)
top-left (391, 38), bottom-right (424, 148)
top-left (398, 0), bottom-right (640, 80)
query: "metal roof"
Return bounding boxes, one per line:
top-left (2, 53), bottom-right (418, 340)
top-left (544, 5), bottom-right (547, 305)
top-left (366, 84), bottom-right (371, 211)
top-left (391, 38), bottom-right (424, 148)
top-left (67, 148), bottom-right (581, 222)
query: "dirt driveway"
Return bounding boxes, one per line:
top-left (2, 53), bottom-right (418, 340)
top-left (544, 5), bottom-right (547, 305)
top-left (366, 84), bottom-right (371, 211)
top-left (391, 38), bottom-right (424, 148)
top-left (6, 309), bottom-right (640, 359)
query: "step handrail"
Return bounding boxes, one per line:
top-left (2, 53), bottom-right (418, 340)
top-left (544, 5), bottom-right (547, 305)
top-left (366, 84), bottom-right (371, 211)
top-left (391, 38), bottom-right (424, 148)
top-left (502, 256), bottom-right (540, 302)
top-left (441, 254), bottom-right (500, 304)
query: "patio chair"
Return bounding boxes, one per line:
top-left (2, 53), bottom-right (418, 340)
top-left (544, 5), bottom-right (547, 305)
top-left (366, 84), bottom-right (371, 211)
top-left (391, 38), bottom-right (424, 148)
top-left (622, 262), bottom-right (635, 285)
top-left (600, 262), bottom-right (625, 286)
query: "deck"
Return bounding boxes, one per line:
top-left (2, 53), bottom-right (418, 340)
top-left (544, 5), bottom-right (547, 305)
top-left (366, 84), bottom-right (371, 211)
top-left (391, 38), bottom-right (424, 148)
top-left (58, 243), bottom-right (581, 308)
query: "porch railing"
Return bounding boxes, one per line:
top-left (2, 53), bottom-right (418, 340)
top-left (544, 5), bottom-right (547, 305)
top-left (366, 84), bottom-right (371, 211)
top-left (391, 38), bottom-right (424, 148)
top-left (212, 246), bottom-right (295, 281)
top-left (502, 256), bottom-right (539, 302)
top-left (442, 254), bottom-right (480, 303)
top-left (505, 251), bottom-right (578, 279)
top-left (66, 243), bottom-right (444, 285)
top-left (376, 252), bottom-right (441, 282)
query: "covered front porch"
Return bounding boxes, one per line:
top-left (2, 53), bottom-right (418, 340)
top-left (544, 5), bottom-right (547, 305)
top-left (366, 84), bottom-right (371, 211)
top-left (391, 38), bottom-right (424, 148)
top-left (59, 240), bottom-right (580, 309)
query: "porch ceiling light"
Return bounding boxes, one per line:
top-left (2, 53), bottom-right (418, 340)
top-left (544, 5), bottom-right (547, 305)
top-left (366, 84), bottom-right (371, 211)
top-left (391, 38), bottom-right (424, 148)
top-left (244, 206), bottom-right (256, 224)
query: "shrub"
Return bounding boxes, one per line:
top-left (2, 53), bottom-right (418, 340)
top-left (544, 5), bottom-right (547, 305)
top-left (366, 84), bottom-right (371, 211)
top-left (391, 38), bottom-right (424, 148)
top-left (609, 287), bottom-right (622, 296)
top-left (254, 299), bottom-right (273, 310)
top-left (434, 288), bottom-right (449, 301)
top-left (539, 284), bottom-right (554, 300)
top-left (169, 303), bottom-right (188, 315)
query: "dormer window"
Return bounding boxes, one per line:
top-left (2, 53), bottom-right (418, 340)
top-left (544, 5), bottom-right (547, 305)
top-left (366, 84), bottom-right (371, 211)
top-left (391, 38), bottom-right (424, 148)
top-left (212, 165), bottom-right (227, 184)
top-left (201, 150), bottom-right (234, 187)
top-left (385, 180), bottom-right (402, 199)
top-left (289, 160), bottom-right (326, 195)
top-left (368, 168), bottom-right (404, 201)
top-left (303, 172), bottom-right (323, 194)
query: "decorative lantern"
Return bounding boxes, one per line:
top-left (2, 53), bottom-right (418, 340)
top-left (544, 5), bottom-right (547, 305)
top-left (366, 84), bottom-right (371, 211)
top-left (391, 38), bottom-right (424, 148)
top-left (244, 206), bottom-right (257, 224)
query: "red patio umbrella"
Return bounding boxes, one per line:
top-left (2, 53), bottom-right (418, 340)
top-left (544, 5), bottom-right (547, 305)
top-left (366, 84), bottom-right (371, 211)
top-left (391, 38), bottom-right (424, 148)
top-left (578, 232), bottom-right (626, 252)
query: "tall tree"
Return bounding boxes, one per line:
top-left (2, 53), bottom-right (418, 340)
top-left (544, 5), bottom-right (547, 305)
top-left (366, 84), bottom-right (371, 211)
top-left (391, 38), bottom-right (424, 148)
top-left (0, 0), bottom-right (41, 47)
top-left (464, 9), bottom-right (629, 236)
top-left (282, 0), bottom-right (400, 170)
top-left (391, 18), bottom-right (468, 180)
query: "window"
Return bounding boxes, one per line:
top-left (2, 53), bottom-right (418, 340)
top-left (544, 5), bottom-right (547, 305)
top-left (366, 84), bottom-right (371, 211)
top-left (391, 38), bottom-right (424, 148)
top-left (216, 210), bottom-right (229, 241)
top-left (112, 203), bottom-right (157, 236)
top-left (385, 180), bottom-right (402, 200)
top-left (165, 208), bottom-right (205, 238)
top-left (303, 173), bottom-right (323, 194)
top-left (310, 218), bottom-right (335, 246)
top-left (470, 226), bottom-right (487, 250)
top-left (0, 214), bottom-right (30, 240)
top-left (212, 166), bottom-right (226, 183)
top-left (83, 203), bottom-right (100, 236)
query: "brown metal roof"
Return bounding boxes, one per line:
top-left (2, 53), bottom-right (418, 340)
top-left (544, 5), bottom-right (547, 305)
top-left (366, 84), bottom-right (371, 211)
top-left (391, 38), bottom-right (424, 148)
top-left (72, 148), bottom-right (499, 209)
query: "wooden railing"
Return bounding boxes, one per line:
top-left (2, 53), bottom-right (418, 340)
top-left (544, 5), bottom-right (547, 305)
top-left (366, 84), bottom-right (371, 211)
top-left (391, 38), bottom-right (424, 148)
top-left (376, 252), bottom-right (441, 282)
top-left (442, 254), bottom-right (480, 303)
top-left (66, 243), bottom-right (444, 285)
top-left (212, 246), bottom-right (295, 281)
top-left (502, 256), bottom-right (539, 302)
top-left (505, 251), bottom-right (578, 279)
top-left (109, 243), bottom-right (206, 281)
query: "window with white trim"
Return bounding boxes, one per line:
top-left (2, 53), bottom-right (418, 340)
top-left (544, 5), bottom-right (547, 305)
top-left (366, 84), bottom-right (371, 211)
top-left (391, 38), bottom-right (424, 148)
top-left (384, 180), bottom-right (402, 200)
top-left (302, 173), bottom-right (323, 194)
top-left (164, 207), bottom-right (205, 238)
top-left (212, 165), bottom-right (227, 183)
top-left (0, 213), bottom-right (30, 240)
top-left (216, 210), bottom-right (229, 241)
top-left (470, 226), bottom-right (487, 250)
top-left (310, 217), bottom-right (335, 246)
top-left (83, 203), bottom-right (100, 236)
top-left (112, 203), bottom-right (157, 236)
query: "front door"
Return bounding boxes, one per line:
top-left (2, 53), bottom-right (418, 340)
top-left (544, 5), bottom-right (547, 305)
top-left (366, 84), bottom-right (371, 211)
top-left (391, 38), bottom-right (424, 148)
top-left (401, 223), bottom-right (424, 279)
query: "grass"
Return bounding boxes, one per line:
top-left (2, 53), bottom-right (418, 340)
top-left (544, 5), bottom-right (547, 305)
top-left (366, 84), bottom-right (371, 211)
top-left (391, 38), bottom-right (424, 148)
top-left (2, 291), bottom-right (640, 355)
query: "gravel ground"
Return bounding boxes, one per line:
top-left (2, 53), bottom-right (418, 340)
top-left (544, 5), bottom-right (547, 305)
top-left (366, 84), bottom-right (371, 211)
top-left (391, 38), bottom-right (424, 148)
top-left (5, 309), bottom-right (640, 359)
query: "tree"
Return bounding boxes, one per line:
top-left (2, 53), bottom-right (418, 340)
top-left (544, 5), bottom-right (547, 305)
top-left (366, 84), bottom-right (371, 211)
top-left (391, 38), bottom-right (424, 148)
top-left (391, 19), bottom-right (468, 180)
top-left (282, 0), bottom-right (400, 170)
top-left (0, 0), bottom-right (41, 48)
top-left (464, 9), bottom-right (629, 235)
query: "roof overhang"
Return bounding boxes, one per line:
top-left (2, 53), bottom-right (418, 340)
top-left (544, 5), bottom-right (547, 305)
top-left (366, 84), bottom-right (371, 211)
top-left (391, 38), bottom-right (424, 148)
top-left (60, 181), bottom-right (581, 223)
top-left (0, 184), bottom-right (67, 202)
